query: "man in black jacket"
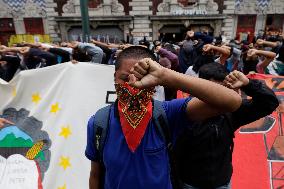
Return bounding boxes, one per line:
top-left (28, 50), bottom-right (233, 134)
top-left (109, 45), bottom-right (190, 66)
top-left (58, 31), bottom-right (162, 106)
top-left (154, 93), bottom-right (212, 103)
top-left (175, 63), bottom-right (279, 189)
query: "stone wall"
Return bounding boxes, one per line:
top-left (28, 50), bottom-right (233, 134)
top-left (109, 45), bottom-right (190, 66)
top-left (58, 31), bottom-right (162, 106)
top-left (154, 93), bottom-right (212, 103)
top-left (129, 0), bottom-right (153, 42)
top-left (221, 0), bottom-right (284, 41)
top-left (1, 0), bottom-right (284, 43)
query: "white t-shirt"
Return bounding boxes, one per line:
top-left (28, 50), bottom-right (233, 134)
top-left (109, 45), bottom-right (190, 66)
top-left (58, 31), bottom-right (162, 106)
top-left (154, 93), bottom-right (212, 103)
top-left (185, 66), bottom-right (198, 77)
top-left (153, 85), bottom-right (165, 101)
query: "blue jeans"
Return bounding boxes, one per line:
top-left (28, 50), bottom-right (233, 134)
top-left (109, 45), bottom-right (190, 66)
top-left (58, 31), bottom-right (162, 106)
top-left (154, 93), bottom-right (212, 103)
top-left (183, 180), bottom-right (231, 189)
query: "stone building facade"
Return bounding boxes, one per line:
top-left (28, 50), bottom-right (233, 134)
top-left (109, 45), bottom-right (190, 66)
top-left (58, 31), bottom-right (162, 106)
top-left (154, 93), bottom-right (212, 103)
top-left (0, 0), bottom-right (284, 45)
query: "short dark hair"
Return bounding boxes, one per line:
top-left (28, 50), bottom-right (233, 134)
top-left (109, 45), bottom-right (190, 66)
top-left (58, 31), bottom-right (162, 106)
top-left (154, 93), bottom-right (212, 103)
top-left (192, 54), bottom-right (215, 73)
top-left (198, 63), bottom-right (228, 81)
top-left (115, 46), bottom-right (156, 71)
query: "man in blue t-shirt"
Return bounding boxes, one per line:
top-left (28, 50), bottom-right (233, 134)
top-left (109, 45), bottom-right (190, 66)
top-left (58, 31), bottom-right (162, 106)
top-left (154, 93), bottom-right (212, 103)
top-left (85, 46), bottom-right (242, 189)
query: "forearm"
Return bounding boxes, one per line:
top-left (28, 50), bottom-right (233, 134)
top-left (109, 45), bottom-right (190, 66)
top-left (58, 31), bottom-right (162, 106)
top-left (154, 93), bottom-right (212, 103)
top-left (256, 50), bottom-right (276, 59)
top-left (92, 40), bottom-right (119, 49)
top-left (263, 41), bottom-right (278, 48)
top-left (212, 46), bottom-right (230, 65)
top-left (242, 80), bottom-right (278, 112)
top-left (212, 46), bottom-right (230, 56)
top-left (160, 68), bottom-right (241, 111)
top-left (24, 42), bottom-right (41, 48)
top-left (92, 40), bottom-right (110, 49)
top-left (232, 80), bottom-right (279, 127)
top-left (89, 161), bottom-right (101, 189)
top-left (2, 47), bottom-right (22, 53)
top-left (89, 175), bottom-right (99, 189)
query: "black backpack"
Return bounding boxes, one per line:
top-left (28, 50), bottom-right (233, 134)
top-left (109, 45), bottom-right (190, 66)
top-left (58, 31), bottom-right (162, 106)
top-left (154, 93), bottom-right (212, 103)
top-left (93, 100), bottom-right (181, 189)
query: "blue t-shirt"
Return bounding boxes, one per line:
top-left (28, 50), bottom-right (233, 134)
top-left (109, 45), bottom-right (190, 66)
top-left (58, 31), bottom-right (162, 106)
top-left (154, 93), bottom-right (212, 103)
top-left (85, 98), bottom-right (191, 189)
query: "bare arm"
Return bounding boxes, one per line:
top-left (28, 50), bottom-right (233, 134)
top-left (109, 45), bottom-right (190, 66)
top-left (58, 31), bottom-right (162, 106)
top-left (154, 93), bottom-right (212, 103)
top-left (256, 39), bottom-right (279, 48)
top-left (248, 49), bottom-right (276, 71)
top-left (255, 49), bottom-right (277, 59)
top-left (89, 161), bottom-right (101, 189)
top-left (203, 44), bottom-right (230, 65)
top-left (23, 42), bottom-right (41, 48)
top-left (0, 46), bottom-right (30, 54)
top-left (91, 40), bottom-right (120, 49)
top-left (129, 58), bottom-right (242, 121)
top-left (0, 118), bottom-right (14, 128)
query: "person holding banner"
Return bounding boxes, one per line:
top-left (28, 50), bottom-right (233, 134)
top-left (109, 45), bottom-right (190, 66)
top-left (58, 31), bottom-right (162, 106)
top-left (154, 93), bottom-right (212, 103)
top-left (85, 46), bottom-right (243, 189)
top-left (0, 118), bottom-right (14, 128)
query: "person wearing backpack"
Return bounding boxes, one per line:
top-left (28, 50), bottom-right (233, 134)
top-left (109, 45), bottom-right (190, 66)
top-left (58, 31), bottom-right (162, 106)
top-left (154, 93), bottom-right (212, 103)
top-left (85, 46), bottom-right (242, 189)
top-left (174, 63), bottom-right (279, 189)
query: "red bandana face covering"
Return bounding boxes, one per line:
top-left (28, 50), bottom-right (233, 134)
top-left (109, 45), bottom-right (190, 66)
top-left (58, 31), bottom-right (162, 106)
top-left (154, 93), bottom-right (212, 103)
top-left (115, 83), bottom-right (155, 152)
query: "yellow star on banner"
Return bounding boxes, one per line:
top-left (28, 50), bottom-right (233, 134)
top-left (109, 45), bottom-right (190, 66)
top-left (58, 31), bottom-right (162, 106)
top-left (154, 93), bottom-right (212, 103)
top-left (57, 184), bottom-right (66, 189)
top-left (59, 156), bottom-right (71, 170)
top-left (12, 87), bottom-right (17, 97)
top-left (50, 103), bottom-right (61, 114)
top-left (32, 93), bottom-right (41, 104)
top-left (59, 125), bottom-right (72, 139)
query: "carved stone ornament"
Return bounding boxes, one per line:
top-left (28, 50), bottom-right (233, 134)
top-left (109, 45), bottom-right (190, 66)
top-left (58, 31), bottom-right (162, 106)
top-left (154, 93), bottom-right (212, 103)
top-left (235, 0), bottom-right (244, 11)
top-left (0, 0), bottom-right (13, 17)
top-left (24, 0), bottom-right (46, 17)
top-left (111, 0), bottom-right (124, 13)
top-left (158, 0), bottom-right (218, 14)
top-left (63, 0), bottom-right (75, 13)
top-left (158, 2), bottom-right (170, 12)
top-left (206, 0), bottom-right (218, 12)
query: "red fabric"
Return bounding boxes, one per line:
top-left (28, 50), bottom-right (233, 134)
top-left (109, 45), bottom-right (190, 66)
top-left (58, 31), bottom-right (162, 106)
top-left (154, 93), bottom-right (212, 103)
top-left (116, 83), bottom-right (154, 152)
top-left (247, 73), bottom-right (284, 94)
top-left (233, 74), bottom-right (284, 188)
top-left (118, 101), bottom-right (152, 153)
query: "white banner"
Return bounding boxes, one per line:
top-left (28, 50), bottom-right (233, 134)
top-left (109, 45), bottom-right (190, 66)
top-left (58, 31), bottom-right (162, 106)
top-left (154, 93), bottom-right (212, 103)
top-left (0, 63), bottom-right (116, 189)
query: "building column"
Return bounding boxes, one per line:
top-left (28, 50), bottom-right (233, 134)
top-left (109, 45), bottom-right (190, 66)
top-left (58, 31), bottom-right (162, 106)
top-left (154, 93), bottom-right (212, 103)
top-left (45, 0), bottom-right (61, 42)
top-left (221, 16), bottom-right (235, 40)
top-left (255, 14), bottom-right (267, 35)
top-left (152, 21), bottom-right (160, 41)
top-left (59, 22), bottom-right (68, 42)
top-left (222, 0), bottom-right (236, 40)
top-left (123, 23), bottom-right (130, 42)
top-left (231, 15), bottom-right (238, 39)
top-left (13, 18), bottom-right (26, 34)
top-left (214, 20), bottom-right (222, 37)
top-left (129, 0), bottom-right (152, 43)
top-left (43, 18), bottom-right (50, 34)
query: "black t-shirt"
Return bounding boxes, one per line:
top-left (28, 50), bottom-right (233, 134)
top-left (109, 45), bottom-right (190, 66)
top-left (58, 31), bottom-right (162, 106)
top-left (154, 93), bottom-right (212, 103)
top-left (0, 55), bottom-right (20, 81)
top-left (243, 58), bottom-right (258, 75)
top-left (24, 48), bottom-right (57, 69)
top-left (49, 48), bottom-right (70, 63)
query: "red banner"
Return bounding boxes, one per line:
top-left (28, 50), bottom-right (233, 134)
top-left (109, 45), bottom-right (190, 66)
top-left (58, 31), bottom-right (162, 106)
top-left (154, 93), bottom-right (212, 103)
top-left (234, 74), bottom-right (284, 189)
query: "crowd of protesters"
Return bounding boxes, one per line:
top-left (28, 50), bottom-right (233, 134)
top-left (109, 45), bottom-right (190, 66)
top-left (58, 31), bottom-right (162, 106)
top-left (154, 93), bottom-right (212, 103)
top-left (0, 30), bottom-right (282, 189)
top-left (0, 30), bottom-right (283, 83)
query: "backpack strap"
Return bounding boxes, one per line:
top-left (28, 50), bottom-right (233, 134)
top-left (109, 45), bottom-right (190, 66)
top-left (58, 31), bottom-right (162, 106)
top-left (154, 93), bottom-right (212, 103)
top-left (93, 104), bottom-right (112, 163)
top-left (152, 100), bottom-right (171, 148)
top-left (152, 100), bottom-right (181, 189)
